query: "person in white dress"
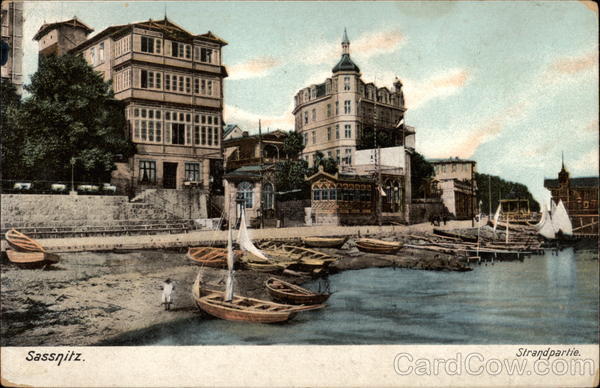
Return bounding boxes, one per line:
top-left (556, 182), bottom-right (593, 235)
top-left (162, 279), bottom-right (175, 310)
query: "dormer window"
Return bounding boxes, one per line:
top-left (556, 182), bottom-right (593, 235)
top-left (172, 42), bottom-right (191, 59)
top-left (344, 76), bottom-right (350, 91)
top-left (200, 47), bottom-right (212, 63)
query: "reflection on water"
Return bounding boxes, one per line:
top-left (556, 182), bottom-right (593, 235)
top-left (108, 248), bottom-right (598, 345)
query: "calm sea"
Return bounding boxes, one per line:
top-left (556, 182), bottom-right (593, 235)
top-left (106, 248), bottom-right (598, 345)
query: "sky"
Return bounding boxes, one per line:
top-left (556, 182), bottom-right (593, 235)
top-left (20, 1), bottom-right (599, 204)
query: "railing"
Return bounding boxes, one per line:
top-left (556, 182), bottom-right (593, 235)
top-left (226, 157), bottom-right (280, 171)
top-left (0, 179), bottom-right (120, 195)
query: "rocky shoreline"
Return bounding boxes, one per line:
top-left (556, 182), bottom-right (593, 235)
top-left (1, 234), bottom-right (471, 346)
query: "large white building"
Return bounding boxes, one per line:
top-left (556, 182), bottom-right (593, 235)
top-left (295, 30), bottom-right (415, 223)
top-left (1, 1), bottom-right (24, 94)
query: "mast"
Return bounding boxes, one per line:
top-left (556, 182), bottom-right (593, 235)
top-left (488, 175), bottom-right (491, 219)
top-left (224, 195), bottom-right (235, 302)
top-left (258, 119), bottom-right (264, 229)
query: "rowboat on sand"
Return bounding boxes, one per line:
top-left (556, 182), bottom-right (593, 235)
top-left (6, 249), bottom-right (60, 268)
top-left (186, 246), bottom-right (242, 268)
top-left (5, 229), bottom-right (45, 252)
top-left (192, 202), bottom-right (324, 323)
top-left (265, 277), bottom-right (330, 305)
top-left (356, 238), bottom-right (402, 254)
top-left (301, 236), bottom-right (348, 249)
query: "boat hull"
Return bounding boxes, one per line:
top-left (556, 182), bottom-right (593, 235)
top-left (194, 290), bottom-right (297, 323)
top-left (266, 278), bottom-right (330, 305)
top-left (356, 239), bottom-right (402, 254)
top-left (5, 229), bottom-right (45, 252)
top-left (6, 249), bottom-right (59, 267)
top-left (186, 247), bottom-right (242, 268)
top-left (301, 237), bottom-right (348, 249)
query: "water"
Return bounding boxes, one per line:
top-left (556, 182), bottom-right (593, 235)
top-left (108, 248), bottom-right (598, 345)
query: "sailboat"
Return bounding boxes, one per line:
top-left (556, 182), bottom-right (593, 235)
top-left (192, 205), bottom-right (325, 323)
top-left (535, 200), bottom-right (573, 239)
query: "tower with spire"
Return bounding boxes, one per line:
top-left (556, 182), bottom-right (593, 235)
top-left (292, 28), bottom-right (414, 225)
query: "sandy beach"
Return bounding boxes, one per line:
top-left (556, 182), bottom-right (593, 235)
top-left (1, 228), bottom-right (474, 346)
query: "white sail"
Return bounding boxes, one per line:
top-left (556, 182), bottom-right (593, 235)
top-left (553, 200), bottom-right (573, 236)
top-left (492, 204), bottom-right (502, 233)
top-left (550, 200), bottom-right (557, 216)
top-left (537, 207), bottom-right (556, 239)
top-left (237, 208), bottom-right (270, 261)
top-left (224, 217), bottom-right (235, 302)
top-left (534, 204), bottom-right (547, 230)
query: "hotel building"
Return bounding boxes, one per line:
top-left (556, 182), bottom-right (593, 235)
top-left (34, 18), bottom-right (228, 193)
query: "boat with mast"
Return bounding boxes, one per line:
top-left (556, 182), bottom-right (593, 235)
top-left (192, 202), bottom-right (324, 323)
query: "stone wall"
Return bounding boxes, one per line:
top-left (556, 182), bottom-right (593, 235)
top-left (131, 188), bottom-right (208, 220)
top-left (277, 199), bottom-right (311, 222)
top-left (0, 194), bottom-right (179, 229)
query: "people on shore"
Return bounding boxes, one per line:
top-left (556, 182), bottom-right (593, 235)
top-left (162, 279), bottom-right (175, 311)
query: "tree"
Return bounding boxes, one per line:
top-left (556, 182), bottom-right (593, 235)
top-left (411, 151), bottom-right (435, 199)
top-left (476, 173), bottom-right (540, 214)
top-left (282, 131), bottom-right (304, 158)
top-left (311, 151), bottom-right (338, 175)
top-left (0, 79), bottom-right (23, 180)
top-left (274, 159), bottom-right (310, 199)
top-left (14, 54), bottom-right (134, 182)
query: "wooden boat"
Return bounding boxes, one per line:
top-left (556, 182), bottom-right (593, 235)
top-left (186, 246), bottom-right (242, 268)
top-left (5, 229), bottom-right (45, 252)
top-left (6, 249), bottom-right (60, 267)
top-left (192, 204), bottom-right (324, 323)
top-left (301, 236), bottom-right (348, 249)
top-left (433, 229), bottom-right (478, 243)
top-left (356, 238), bottom-right (402, 254)
top-left (265, 277), bottom-right (330, 305)
top-left (239, 258), bottom-right (291, 273)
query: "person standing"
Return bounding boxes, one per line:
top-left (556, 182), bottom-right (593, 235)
top-left (162, 278), bottom-right (175, 311)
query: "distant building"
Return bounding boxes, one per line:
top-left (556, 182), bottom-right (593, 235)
top-left (544, 162), bottom-right (599, 236)
top-left (34, 17), bottom-right (228, 194)
top-left (1, 1), bottom-right (24, 94)
top-left (222, 129), bottom-right (288, 226)
top-left (293, 29), bottom-right (414, 224)
top-left (429, 157), bottom-right (477, 220)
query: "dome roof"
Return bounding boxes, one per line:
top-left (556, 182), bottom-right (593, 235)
top-left (332, 53), bottom-right (360, 73)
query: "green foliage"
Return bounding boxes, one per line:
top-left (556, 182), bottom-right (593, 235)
top-left (0, 79), bottom-right (23, 179)
top-left (411, 152), bottom-right (435, 198)
top-left (274, 159), bottom-right (310, 199)
top-left (311, 151), bottom-right (338, 175)
top-left (282, 131), bottom-right (304, 158)
top-left (476, 173), bottom-right (540, 214)
top-left (10, 54), bottom-right (134, 181)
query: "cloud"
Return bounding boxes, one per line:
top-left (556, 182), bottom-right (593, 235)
top-left (403, 68), bottom-right (470, 110)
top-left (223, 104), bottom-right (295, 131)
top-left (541, 50), bottom-right (598, 83)
top-left (299, 28), bottom-right (405, 66)
top-left (571, 149), bottom-right (600, 175)
top-left (583, 119), bottom-right (599, 133)
top-left (227, 56), bottom-right (280, 80)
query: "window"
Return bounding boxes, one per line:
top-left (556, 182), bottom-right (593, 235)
top-left (141, 36), bottom-right (158, 54)
top-left (344, 148), bottom-right (352, 165)
top-left (327, 127), bottom-right (332, 141)
top-left (344, 76), bottom-right (350, 91)
top-left (335, 101), bottom-right (339, 115)
top-left (303, 132), bottom-right (308, 145)
top-left (327, 104), bottom-right (331, 117)
top-left (304, 111), bottom-right (308, 124)
top-left (344, 124), bottom-right (352, 138)
top-left (172, 123), bottom-right (186, 145)
top-left (238, 181), bottom-right (253, 208)
top-left (171, 42), bottom-right (190, 58)
top-left (99, 43), bottom-right (104, 63)
top-left (139, 160), bottom-right (156, 183)
top-left (185, 163), bottom-right (201, 182)
top-left (335, 125), bottom-right (340, 139)
top-left (312, 109), bottom-right (316, 121)
top-left (313, 188), bottom-right (321, 201)
top-left (165, 74), bottom-right (171, 90)
top-left (132, 108), bottom-right (162, 143)
top-left (90, 47), bottom-right (96, 65)
top-left (194, 78), bottom-right (200, 94)
top-left (185, 77), bottom-right (191, 93)
top-left (344, 100), bottom-right (351, 114)
top-left (200, 47), bottom-right (213, 63)
top-left (141, 70), bottom-right (162, 89)
top-left (262, 183), bottom-right (274, 210)
top-left (312, 130), bottom-right (316, 144)
top-left (336, 149), bottom-right (340, 163)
